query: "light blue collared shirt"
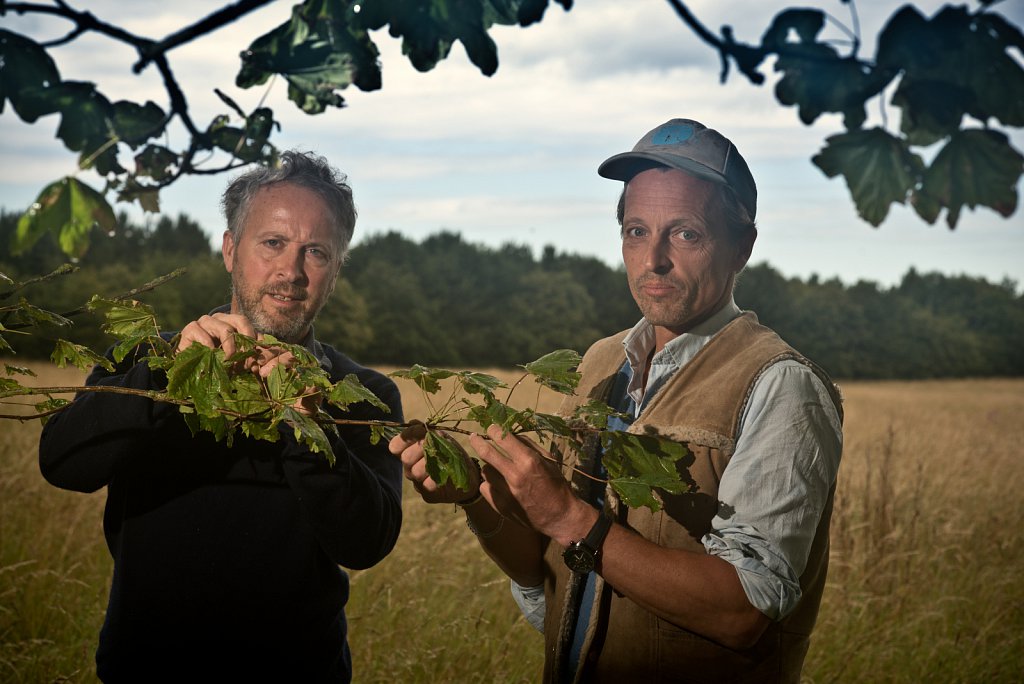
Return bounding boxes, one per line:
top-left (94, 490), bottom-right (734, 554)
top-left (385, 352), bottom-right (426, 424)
top-left (512, 297), bottom-right (843, 627)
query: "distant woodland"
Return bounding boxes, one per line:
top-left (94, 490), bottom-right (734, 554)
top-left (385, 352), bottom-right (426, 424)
top-left (2, 210), bottom-right (1021, 379)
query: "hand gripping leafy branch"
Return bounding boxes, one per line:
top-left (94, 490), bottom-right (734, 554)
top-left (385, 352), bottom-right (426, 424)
top-left (1, 269), bottom-right (689, 511)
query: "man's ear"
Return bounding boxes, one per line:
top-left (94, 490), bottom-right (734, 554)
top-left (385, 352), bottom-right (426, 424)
top-left (734, 228), bottom-right (757, 272)
top-left (222, 231), bottom-right (236, 273)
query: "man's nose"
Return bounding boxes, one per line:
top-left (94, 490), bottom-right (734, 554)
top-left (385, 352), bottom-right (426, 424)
top-left (644, 235), bottom-right (673, 275)
top-left (276, 247), bottom-right (309, 284)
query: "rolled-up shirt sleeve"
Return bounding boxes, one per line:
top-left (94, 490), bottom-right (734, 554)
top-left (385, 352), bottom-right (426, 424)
top-left (702, 360), bottom-right (843, 620)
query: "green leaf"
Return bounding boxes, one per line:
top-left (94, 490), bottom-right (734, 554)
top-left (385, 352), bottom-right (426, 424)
top-left (88, 296), bottom-right (162, 362)
top-left (166, 343), bottom-right (231, 417)
top-left (0, 29), bottom-right (60, 120)
top-left (390, 364), bottom-right (455, 394)
top-left (572, 399), bottom-right (627, 430)
top-left (207, 107), bottom-right (279, 163)
top-left (762, 9), bottom-right (891, 129)
top-left (13, 177), bottom-right (118, 258)
top-left (601, 432), bottom-right (689, 511)
top-left (423, 431), bottom-right (473, 490)
top-left (328, 373), bottom-right (390, 412)
top-left (35, 397), bottom-right (69, 414)
top-left (237, 0), bottom-right (382, 114)
top-left (915, 129), bottom-right (1024, 229)
top-left (133, 144), bottom-right (179, 183)
top-left (522, 349), bottom-right (581, 395)
top-left (812, 128), bottom-right (925, 226)
top-left (456, 370), bottom-right (505, 399)
top-left (878, 5), bottom-right (1024, 142)
top-left (4, 364), bottom-right (36, 377)
top-left (50, 339), bottom-right (114, 372)
top-left (24, 80), bottom-right (123, 175)
top-left (357, 0), bottom-right (522, 77)
top-left (116, 178), bottom-right (162, 214)
top-left (112, 100), bottom-right (166, 147)
top-left (7, 298), bottom-right (72, 329)
top-left (466, 396), bottom-right (512, 429)
top-left (283, 406), bottom-right (336, 464)
top-left (0, 377), bottom-right (30, 397)
top-left (370, 423), bottom-right (402, 445)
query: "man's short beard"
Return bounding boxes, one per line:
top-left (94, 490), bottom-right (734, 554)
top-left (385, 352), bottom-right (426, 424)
top-left (232, 278), bottom-right (322, 344)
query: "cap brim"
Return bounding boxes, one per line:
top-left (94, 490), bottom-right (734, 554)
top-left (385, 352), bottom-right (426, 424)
top-left (598, 152), bottom-right (729, 187)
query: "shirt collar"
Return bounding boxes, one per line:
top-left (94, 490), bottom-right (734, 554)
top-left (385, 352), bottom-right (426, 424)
top-left (621, 297), bottom-right (743, 407)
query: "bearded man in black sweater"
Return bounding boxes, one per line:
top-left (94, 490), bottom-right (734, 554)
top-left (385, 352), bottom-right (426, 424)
top-left (38, 151), bottom-right (403, 683)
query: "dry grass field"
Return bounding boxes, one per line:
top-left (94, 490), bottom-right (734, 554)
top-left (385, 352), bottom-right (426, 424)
top-left (1, 362), bottom-right (1021, 682)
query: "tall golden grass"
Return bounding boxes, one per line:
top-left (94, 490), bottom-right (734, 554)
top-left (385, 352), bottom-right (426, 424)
top-left (1, 364), bottom-right (1021, 682)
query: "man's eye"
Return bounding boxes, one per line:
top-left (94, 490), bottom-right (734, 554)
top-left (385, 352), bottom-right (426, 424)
top-left (624, 227), bottom-right (646, 238)
top-left (676, 230), bottom-right (698, 242)
top-left (264, 239), bottom-right (281, 248)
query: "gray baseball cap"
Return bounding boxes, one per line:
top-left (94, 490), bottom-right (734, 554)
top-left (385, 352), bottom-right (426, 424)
top-left (598, 118), bottom-right (757, 220)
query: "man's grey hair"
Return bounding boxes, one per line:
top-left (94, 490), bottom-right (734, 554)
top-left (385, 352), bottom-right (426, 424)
top-left (221, 150), bottom-right (357, 262)
top-left (615, 174), bottom-right (756, 246)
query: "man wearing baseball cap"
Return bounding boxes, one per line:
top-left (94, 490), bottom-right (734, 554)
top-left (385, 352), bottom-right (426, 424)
top-left (393, 118), bottom-right (844, 683)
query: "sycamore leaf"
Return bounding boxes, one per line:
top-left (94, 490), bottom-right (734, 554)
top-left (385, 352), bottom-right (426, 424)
top-left (0, 29), bottom-right (60, 121)
top-left (117, 179), bottom-right (162, 214)
top-left (88, 296), bottom-right (162, 361)
top-left (527, 411), bottom-right (576, 442)
top-left (0, 377), bottom-right (30, 396)
top-left (166, 343), bottom-right (231, 417)
top-left (370, 423), bottom-right (402, 445)
top-left (878, 5), bottom-right (1024, 144)
top-left (13, 177), bottom-right (117, 258)
top-left (283, 406), bottom-right (335, 464)
top-left (456, 371), bottom-right (505, 399)
top-left (111, 99), bottom-right (166, 147)
top-left (915, 128), bottom-right (1024, 229)
top-left (50, 339), bottom-right (114, 372)
top-left (183, 410), bottom-right (233, 445)
top-left (812, 128), bottom-right (925, 226)
top-left (466, 395), bottom-right (513, 430)
top-left (133, 144), bottom-right (179, 183)
top-left (762, 9), bottom-right (890, 129)
top-left (423, 431), bottom-right (473, 490)
top-left (9, 298), bottom-right (71, 329)
top-left (390, 364), bottom-right (455, 394)
top-left (4, 364), bottom-right (36, 377)
top-left (35, 397), bottom-right (68, 414)
top-left (522, 349), bottom-right (581, 395)
top-left (237, 0), bottom-right (381, 114)
top-left (601, 432), bottom-right (689, 511)
top-left (328, 373), bottom-right (390, 413)
top-left (573, 399), bottom-right (627, 430)
top-left (266, 362), bottom-right (305, 405)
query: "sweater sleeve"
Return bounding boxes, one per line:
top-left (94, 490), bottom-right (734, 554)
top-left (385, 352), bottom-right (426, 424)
top-left (38, 350), bottom-right (178, 493)
top-left (278, 367), bottom-right (404, 570)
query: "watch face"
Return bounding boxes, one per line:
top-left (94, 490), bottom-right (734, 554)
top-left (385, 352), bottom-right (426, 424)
top-left (563, 543), bottom-right (596, 574)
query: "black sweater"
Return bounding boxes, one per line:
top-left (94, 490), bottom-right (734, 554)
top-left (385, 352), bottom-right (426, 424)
top-left (39, 340), bottom-right (403, 683)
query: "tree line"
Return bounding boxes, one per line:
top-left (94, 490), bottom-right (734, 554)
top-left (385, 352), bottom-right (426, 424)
top-left (2, 210), bottom-right (1021, 379)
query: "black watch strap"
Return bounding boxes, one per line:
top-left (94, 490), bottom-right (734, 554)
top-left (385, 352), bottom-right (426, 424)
top-left (583, 510), bottom-right (613, 551)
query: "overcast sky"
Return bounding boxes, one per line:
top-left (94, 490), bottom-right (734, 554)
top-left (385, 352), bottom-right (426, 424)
top-left (2, 0), bottom-right (1022, 289)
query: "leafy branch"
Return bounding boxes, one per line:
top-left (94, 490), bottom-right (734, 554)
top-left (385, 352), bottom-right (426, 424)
top-left (0, 268), bottom-right (689, 511)
top-left (2, 0), bottom-right (573, 259)
top-left (667, 0), bottom-right (1023, 228)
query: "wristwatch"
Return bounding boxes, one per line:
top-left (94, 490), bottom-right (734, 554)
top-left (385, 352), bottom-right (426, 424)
top-left (562, 510), bottom-right (613, 574)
